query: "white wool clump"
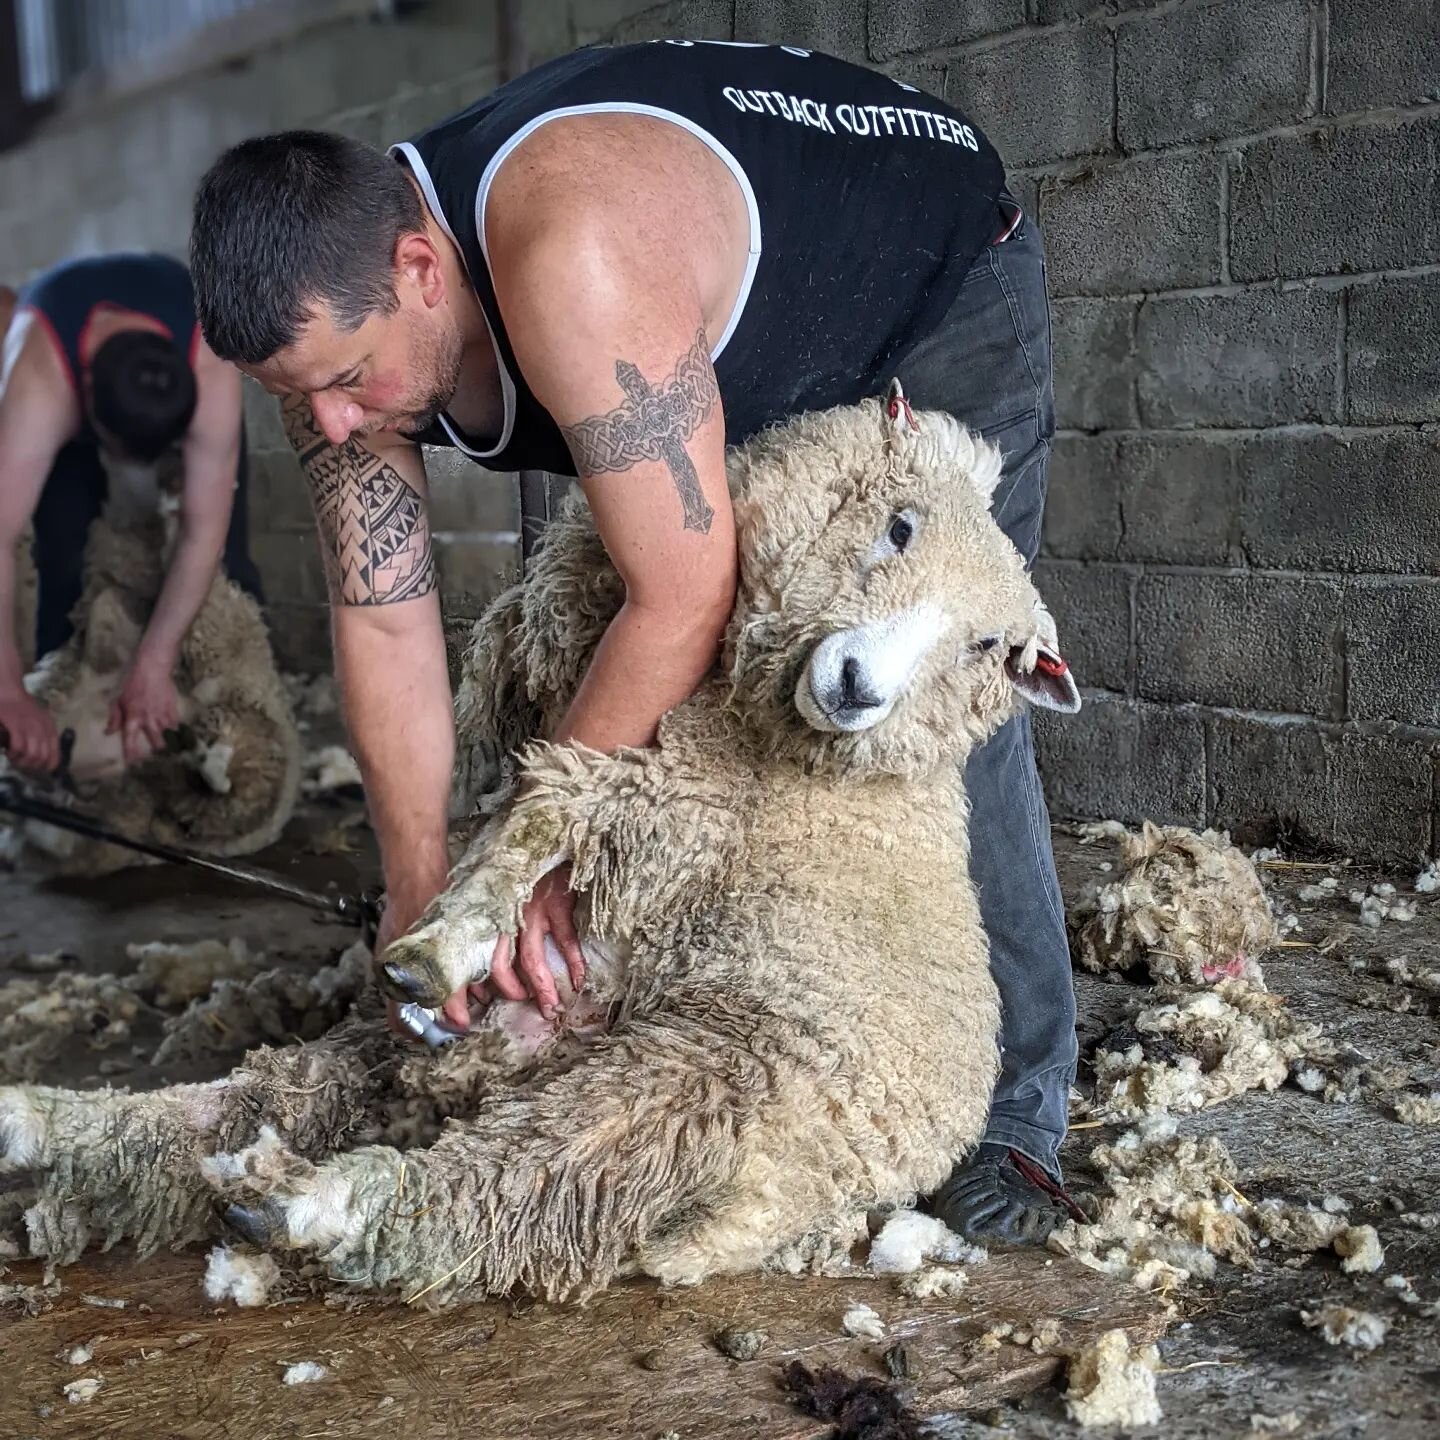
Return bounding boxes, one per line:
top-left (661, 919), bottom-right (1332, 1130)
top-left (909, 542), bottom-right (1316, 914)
top-left (200, 1124), bottom-right (291, 1186)
top-left (126, 936), bottom-right (266, 1009)
top-left (1092, 981), bottom-right (1321, 1121)
top-left (1384, 1274), bottom-right (1422, 1306)
top-left (65, 1342), bottom-right (95, 1365)
top-left (203, 1245), bottom-right (282, 1307)
top-left (1297, 879), bottom-right (1338, 902)
top-left (1070, 823), bottom-right (1278, 988)
top-left (1077, 819), bottom-right (1130, 844)
top-left (282, 1361), bottom-right (329, 1385)
top-left (841, 1302), bottom-right (886, 1339)
top-left (282, 671), bottom-right (339, 722)
top-left (1048, 1128), bottom-right (1253, 1292)
top-left (1254, 1199), bottom-right (1348, 1252)
top-left (898, 1265), bottom-right (969, 1300)
top-left (0, 972), bottom-right (144, 1082)
top-left (1063, 1328), bottom-right (1162, 1429)
top-left (1394, 1092), bottom-right (1440, 1125)
top-left (1414, 861), bottom-right (1440, 894)
top-left (1249, 1413), bottom-right (1302, 1434)
top-left (63, 1376), bottom-right (103, 1404)
top-left (301, 745), bottom-right (362, 795)
top-left (868, 1209), bottom-right (987, 1273)
top-left (1334, 1225), bottom-right (1384, 1275)
top-left (183, 738), bottom-right (235, 794)
top-left (1250, 846), bottom-right (1282, 863)
top-left (1352, 884), bottom-right (1418, 927)
top-left (1300, 1305), bottom-right (1389, 1350)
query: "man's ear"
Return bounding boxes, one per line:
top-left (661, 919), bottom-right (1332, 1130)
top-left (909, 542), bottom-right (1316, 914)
top-left (1005, 642), bottom-right (1082, 714)
top-left (395, 231), bottom-right (446, 309)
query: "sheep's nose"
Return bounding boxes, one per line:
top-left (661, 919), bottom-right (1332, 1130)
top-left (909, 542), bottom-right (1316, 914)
top-left (840, 656), bottom-right (884, 711)
top-left (382, 962), bottom-right (424, 1000)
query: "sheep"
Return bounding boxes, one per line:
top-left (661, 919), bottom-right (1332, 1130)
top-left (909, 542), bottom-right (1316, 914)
top-left (0, 383), bottom-right (1081, 1303)
top-left (2, 459), bottom-right (301, 876)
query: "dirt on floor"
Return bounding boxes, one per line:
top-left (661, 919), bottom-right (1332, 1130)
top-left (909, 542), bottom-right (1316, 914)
top-left (1, 748), bottom-right (1438, 1437)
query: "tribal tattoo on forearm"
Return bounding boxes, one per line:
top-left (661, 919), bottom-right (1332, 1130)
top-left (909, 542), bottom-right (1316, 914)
top-left (282, 393), bottom-right (438, 606)
top-left (559, 328), bottom-right (719, 534)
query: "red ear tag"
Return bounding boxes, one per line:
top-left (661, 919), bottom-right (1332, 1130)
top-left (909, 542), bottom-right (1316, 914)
top-left (887, 393), bottom-right (918, 431)
top-left (1034, 652), bottom-right (1069, 678)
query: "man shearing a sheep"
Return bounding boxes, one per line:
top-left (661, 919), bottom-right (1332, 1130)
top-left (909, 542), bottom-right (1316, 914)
top-left (187, 39), bottom-right (1081, 1245)
top-left (0, 252), bottom-right (262, 773)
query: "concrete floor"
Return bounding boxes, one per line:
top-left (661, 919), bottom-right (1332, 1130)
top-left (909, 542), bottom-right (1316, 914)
top-left (974, 833), bottom-right (1440, 1440)
top-left (2, 781), bottom-right (1438, 1436)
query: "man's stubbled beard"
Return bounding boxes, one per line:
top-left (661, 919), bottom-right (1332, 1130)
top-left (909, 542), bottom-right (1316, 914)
top-left (397, 321), bottom-right (465, 439)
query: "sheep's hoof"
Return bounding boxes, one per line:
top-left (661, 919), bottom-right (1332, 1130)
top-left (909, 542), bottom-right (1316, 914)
top-left (219, 1199), bottom-right (286, 1249)
top-left (376, 930), bottom-right (453, 1008)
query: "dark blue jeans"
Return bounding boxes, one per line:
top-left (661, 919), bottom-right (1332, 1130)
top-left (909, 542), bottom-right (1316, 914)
top-left (893, 206), bottom-right (1077, 1176)
top-left (31, 427), bottom-right (263, 661)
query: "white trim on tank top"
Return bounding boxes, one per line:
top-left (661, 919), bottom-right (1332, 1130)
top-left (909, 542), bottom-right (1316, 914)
top-left (392, 102), bottom-right (763, 464)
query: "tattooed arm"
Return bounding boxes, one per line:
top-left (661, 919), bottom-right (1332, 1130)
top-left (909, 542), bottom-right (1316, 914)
top-left (282, 394), bottom-right (452, 945)
top-left (489, 271), bottom-right (737, 755)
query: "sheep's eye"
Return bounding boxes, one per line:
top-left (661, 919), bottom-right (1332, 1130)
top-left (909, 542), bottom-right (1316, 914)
top-left (863, 508), bottom-right (922, 575)
top-left (974, 635), bottom-right (1001, 654)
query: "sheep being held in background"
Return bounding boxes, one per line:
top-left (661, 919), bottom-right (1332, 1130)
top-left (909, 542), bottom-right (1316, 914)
top-left (2, 460), bottom-right (300, 876)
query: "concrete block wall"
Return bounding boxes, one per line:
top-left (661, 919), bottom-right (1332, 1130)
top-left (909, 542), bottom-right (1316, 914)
top-left (616, 0), bottom-right (1439, 864)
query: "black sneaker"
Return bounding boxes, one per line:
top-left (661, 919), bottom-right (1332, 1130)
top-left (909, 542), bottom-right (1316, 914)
top-left (929, 1142), bottom-right (1085, 1246)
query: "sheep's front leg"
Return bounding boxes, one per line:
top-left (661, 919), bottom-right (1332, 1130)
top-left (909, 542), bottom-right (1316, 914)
top-left (379, 739), bottom-right (737, 1010)
top-left (376, 797), bottom-right (569, 1011)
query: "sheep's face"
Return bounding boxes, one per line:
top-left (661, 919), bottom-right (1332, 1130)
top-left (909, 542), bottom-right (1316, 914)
top-left (724, 384), bottom-right (1079, 777)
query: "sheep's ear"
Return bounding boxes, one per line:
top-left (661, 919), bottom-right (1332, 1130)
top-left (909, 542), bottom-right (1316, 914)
top-left (1005, 642), bottom-right (1082, 714)
top-left (883, 378), bottom-right (1003, 507)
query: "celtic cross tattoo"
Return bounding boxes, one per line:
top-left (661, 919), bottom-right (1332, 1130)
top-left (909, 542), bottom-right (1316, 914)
top-left (282, 394), bottom-right (438, 606)
top-left (559, 330), bottom-right (719, 534)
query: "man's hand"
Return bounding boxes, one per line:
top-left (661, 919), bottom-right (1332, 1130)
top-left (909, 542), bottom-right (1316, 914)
top-left (431, 866), bottom-right (588, 1033)
top-left (106, 655), bottom-right (181, 764)
top-left (490, 864), bottom-right (587, 1020)
top-left (0, 687), bottom-right (60, 773)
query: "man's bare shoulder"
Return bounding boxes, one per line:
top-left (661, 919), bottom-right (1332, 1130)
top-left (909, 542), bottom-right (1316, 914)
top-left (0, 313), bottom-right (79, 445)
top-left (485, 111), bottom-right (746, 261)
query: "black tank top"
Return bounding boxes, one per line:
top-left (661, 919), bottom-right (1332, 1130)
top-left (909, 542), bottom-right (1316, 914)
top-left (392, 40), bottom-right (1009, 476)
top-left (17, 252), bottom-right (199, 397)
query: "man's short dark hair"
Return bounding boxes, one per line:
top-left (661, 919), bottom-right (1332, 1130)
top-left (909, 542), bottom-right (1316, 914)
top-left (88, 331), bottom-right (197, 462)
top-left (189, 130), bottom-right (426, 364)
